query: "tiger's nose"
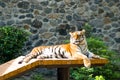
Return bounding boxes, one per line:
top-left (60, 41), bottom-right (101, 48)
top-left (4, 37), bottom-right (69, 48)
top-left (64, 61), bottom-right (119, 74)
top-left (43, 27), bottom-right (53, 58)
top-left (75, 40), bottom-right (80, 43)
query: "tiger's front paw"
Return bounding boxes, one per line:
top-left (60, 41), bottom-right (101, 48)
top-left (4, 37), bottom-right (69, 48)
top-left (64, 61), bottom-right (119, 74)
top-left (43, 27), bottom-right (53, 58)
top-left (92, 55), bottom-right (101, 59)
top-left (83, 58), bottom-right (91, 68)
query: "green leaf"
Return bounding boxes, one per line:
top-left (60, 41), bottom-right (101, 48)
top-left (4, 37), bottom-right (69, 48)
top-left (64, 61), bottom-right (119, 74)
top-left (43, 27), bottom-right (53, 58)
top-left (0, 26), bottom-right (31, 63)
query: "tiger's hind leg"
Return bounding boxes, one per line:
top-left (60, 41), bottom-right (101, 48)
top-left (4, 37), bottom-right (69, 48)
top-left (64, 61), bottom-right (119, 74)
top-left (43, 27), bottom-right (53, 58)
top-left (18, 54), bottom-right (33, 64)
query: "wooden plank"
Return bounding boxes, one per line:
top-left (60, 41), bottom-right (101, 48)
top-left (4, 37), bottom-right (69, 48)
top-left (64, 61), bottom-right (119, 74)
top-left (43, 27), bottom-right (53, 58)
top-left (0, 56), bottom-right (108, 80)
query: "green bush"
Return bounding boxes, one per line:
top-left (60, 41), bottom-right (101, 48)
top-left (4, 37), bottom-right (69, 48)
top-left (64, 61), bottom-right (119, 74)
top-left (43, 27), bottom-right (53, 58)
top-left (31, 74), bottom-right (44, 80)
top-left (95, 75), bottom-right (105, 80)
top-left (0, 26), bottom-right (30, 63)
top-left (82, 23), bottom-right (93, 38)
top-left (66, 23), bottom-right (120, 80)
top-left (70, 37), bottom-right (120, 80)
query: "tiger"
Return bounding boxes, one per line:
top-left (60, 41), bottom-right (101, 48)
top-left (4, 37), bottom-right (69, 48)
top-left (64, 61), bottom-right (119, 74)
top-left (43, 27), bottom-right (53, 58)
top-left (18, 29), bottom-right (100, 68)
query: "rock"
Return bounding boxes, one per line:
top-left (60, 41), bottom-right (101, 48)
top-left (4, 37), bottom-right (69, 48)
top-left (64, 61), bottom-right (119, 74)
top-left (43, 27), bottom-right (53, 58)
top-left (31, 5), bottom-right (43, 10)
top-left (75, 21), bottom-right (84, 30)
top-left (26, 41), bottom-right (32, 46)
top-left (19, 15), bottom-right (25, 19)
top-left (7, 20), bottom-right (15, 25)
top-left (103, 7), bottom-right (111, 12)
top-left (105, 12), bottom-right (114, 18)
top-left (49, 0), bottom-right (57, 7)
top-left (92, 28), bottom-right (97, 33)
top-left (59, 1), bottom-right (65, 8)
top-left (115, 38), bottom-right (120, 43)
top-left (111, 22), bottom-right (119, 28)
top-left (66, 15), bottom-right (72, 21)
top-left (98, 8), bottom-right (104, 14)
top-left (113, 0), bottom-right (119, 3)
top-left (49, 28), bottom-right (56, 32)
top-left (39, 28), bottom-right (48, 34)
top-left (40, 1), bottom-right (48, 6)
top-left (0, 21), bottom-right (5, 26)
top-left (73, 13), bottom-right (81, 21)
top-left (41, 32), bottom-right (53, 39)
top-left (31, 34), bottom-right (39, 40)
top-left (43, 18), bottom-right (49, 22)
top-left (109, 33), bottom-right (115, 38)
top-left (47, 13), bottom-right (60, 19)
top-left (103, 24), bottom-right (111, 30)
top-left (90, 4), bottom-right (97, 11)
top-left (30, 28), bottom-right (38, 34)
top-left (103, 36), bottom-right (111, 42)
top-left (70, 1), bottom-right (75, 5)
top-left (32, 19), bottom-right (42, 28)
top-left (26, 14), bottom-right (34, 18)
top-left (49, 20), bottom-right (59, 26)
top-left (56, 24), bottom-right (70, 35)
top-left (17, 1), bottom-right (30, 9)
top-left (0, 11), bottom-right (2, 16)
top-left (22, 19), bottom-right (32, 24)
top-left (55, 0), bottom-right (62, 2)
top-left (49, 37), bottom-right (57, 42)
top-left (24, 25), bottom-right (30, 30)
top-left (108, 1), bottom-right (114, 7)
top-left (34, 40), bottom-right (43, 47)
top-left (0, 1), bottom-right (6, 8)
top-left (19, 9), bottom-right (33, 13)
top-left (115, 32), bottom-right (120, 38)
top-left (105, 0), bottom-right (110, 3)
top-left (59, 8), bottom-right (65, 13)
top-left (111, 17), bottom-right (118, 21)
top-left (104, 17), bottom-right (111, 24)
top-left (117, 28), bottom-right (120, 32)
top-left (90, 19), bottom-right (104, 28)
top-left (44, 7), bottom-right (52, 14)
top-left (94, 0), bottom-right (103, 4)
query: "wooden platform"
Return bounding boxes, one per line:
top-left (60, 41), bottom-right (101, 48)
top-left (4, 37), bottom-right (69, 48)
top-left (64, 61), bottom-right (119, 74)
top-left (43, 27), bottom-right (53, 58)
top-left (0, 56), bottom-right (108, 80)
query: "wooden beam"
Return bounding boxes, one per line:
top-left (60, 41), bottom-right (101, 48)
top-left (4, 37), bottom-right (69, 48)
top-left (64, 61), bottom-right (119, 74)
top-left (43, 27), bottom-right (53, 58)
top-left (0, 56), bottom-right (108, 80)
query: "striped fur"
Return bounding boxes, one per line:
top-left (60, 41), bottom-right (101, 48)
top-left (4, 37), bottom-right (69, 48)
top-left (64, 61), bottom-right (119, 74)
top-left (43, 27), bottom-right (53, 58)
top-left (18, 30), bottom-right (100, 68)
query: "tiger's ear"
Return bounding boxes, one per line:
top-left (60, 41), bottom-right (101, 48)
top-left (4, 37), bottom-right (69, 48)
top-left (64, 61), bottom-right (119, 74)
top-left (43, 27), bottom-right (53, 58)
top-left (69, 32), bottom-right (72, 36)
top-left (82, 29), bottom-right (85, 34)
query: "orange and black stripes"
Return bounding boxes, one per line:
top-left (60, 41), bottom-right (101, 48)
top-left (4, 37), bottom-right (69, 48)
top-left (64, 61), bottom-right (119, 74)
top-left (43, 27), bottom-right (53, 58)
top-left (18, 30), bottom-right (100, 68)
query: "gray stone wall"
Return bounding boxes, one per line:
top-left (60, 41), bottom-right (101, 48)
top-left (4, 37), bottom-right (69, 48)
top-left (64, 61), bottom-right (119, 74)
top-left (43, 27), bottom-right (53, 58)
top-left (0, 0), bottom-right (120, 53)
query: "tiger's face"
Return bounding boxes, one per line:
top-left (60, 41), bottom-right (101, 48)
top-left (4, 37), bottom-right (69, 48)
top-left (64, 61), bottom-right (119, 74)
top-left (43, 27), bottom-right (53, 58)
top-left (69, 29), bottom-right (85, 45)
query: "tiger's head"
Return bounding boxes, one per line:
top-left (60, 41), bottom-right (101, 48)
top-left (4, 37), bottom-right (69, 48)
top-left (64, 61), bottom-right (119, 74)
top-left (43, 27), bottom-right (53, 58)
top-left (69, 29), bottom-right (86, 45)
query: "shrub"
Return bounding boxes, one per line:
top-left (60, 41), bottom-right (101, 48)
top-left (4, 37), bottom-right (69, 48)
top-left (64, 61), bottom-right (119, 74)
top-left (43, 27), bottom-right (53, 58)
top-left (70, 37), bottom-right (120, 80)
top-left (31, 74), bottom-right (44, 80)
top-left (82, 23), bottom-right (93, 38)
top-left (64, 23), bottom-right (120, 80)
top-left (0, 26), bottom-right (30, 63)
top-left (95, 75), bottom-right (105, 80)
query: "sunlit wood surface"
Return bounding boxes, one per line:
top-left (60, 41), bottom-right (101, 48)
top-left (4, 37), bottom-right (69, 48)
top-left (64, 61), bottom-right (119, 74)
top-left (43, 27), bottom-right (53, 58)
top-left (0, 56), bottom-right (108, 80)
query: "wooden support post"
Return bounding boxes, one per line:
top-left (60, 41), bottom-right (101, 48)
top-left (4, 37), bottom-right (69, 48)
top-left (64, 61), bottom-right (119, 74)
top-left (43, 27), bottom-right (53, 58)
top-left (57, 68), bottom-right (69, 80)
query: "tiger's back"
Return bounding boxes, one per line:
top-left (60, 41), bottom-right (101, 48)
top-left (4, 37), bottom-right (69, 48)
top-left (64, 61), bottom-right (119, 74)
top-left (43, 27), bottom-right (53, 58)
top-left (19, 44), bottom-right (73, 64)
